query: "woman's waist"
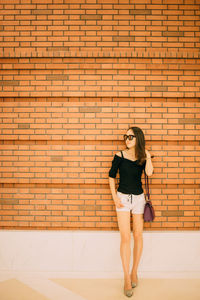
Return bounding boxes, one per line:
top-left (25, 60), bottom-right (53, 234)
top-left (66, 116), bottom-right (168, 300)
top-left (117, 185), bottom-right (144, 195)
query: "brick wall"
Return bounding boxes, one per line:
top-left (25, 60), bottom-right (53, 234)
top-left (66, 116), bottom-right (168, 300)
top-left (0, 0), bottom-right (199, 230)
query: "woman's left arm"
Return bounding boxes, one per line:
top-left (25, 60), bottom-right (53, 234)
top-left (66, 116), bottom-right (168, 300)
top-left (145, 149), bottom-right (154, 176)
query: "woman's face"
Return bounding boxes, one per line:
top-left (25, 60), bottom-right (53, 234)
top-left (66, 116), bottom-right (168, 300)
top-left (124, 129), bottom-right (136, 149)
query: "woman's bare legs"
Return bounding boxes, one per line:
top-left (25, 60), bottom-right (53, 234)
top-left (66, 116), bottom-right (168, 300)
top-left (116, 211), bottom-right (132, 290)
top-left (131, 214), bottom-right (144, 283)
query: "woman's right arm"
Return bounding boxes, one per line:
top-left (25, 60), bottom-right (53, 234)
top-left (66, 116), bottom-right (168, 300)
top-left (108, 177), bottom-right (118, 203)
top-left (108, 152), bottom-right (124, 208)
top-left (108, 177), bottom-right (124, 208)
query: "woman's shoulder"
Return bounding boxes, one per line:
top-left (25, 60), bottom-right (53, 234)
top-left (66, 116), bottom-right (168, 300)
top-left (115, 151), bottom-right (122, 158)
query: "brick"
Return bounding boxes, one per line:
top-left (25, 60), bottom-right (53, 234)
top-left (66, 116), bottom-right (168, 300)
top-left (113, 37), bottom-right (135, 41)
top-left (163, 31), bottom-right (184, 36)
top-left (32, 10), bottom-right (52, 14)
top-left (79, 107), bottom-right (101, 112)
top-left (51, 156), bottom-right (64, 162)
top-left (179, 118), bottom-right (200, 123)
top-left (18, 124), bottom-right (30, 129)
top-left (0, 81), bottom-right (19, 86)
top-left (162, 211), bottom-right (184, 217)
top-left (130, 9), bottom-right (152, 15)
top-left (81, 15), bottom-right (102, 20)
top-left (145, 86), bottom-right (168, 92)
top-left (46, 75), bottom-right (69, 80)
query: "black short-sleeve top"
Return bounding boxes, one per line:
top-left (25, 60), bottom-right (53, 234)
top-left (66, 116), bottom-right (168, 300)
top-left (108, 151), bottom-right (146, 195)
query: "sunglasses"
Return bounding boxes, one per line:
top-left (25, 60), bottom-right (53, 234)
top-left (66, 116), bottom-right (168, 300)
top-left (123, 134), bottom-right (136, 141)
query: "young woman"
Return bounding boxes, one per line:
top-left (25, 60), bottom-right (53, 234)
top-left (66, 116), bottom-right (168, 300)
top-left (108, 126), bottom-right (154, 297)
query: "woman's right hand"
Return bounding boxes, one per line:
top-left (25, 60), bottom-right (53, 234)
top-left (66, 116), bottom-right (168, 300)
top-left (113, 195), bottom-right (124, 208)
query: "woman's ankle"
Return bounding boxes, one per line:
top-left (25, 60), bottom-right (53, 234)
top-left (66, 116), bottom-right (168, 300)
top-left (124, 275), bottom-right (132, 289)
top-left (124, 274), bottom-right (131, 281)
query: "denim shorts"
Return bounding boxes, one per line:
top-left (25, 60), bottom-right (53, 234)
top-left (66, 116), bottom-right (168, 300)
top-left (116, 190), bottom-right (146, 214)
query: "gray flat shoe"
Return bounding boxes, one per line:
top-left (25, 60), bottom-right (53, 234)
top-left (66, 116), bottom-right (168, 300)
top-left (124, 287), bottom-right (133, 297)
top-left (131, 274), bottom-right (138, 288)
top-left (131, 281), bottom-right (137, 288)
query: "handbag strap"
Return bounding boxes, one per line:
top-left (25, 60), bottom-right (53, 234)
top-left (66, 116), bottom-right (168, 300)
top-left (144, 170), bottom-right (150, 201)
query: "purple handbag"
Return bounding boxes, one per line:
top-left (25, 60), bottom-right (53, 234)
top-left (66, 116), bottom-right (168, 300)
top-left (143, 171), bottom-right (155, 222)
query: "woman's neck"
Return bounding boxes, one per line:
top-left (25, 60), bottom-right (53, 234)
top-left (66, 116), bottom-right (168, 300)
top-left (126, 148), bottom-right (136, 157)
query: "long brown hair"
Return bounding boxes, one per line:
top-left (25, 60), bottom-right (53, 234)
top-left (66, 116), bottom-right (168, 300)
top-left (125, 126), bottom-right (146, 166)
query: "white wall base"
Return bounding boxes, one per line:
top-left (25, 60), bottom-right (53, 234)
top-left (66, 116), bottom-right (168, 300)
top-left (0, 230), bottom-right (200, 279)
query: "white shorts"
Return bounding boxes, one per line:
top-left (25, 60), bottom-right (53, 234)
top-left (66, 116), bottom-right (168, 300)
top-left (116, 190), bottom-right (146, 214)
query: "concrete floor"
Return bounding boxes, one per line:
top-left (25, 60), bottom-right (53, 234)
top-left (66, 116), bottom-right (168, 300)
top-left (0, 277), bottom-right (200, 300)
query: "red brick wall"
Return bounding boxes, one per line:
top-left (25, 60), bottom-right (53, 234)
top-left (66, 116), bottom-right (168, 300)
top-left (0, 0), bottom-right (200, 230)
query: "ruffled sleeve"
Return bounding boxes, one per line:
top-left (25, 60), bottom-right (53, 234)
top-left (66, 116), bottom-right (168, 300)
top-left (108, 154), bottom-right (122, 178)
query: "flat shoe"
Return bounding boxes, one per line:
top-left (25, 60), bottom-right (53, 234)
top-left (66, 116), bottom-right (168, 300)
top-left (131, 274), bottom-right (138, 288)
top-left (124, 287), bottom-right (133, 297)
top-left (131, 281), bottom-right (137, 288)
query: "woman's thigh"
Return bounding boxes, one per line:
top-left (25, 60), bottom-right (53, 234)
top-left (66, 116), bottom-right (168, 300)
top-left (116, 211), bottom-right (131, 241)
top-left (132, 214), bottom-right (144, 237)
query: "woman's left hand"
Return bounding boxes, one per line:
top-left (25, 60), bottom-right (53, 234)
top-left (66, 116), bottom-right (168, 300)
top-left (145, 149), bottom-right (151, 159)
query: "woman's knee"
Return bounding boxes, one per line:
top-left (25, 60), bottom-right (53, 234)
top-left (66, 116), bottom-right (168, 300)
top-left (133, 231), bottom-right (143, 239)
top-left (121, 233), bottom-right (131, 243)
